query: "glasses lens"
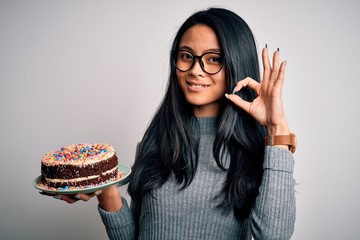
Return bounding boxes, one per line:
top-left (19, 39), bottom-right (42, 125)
top-left (175, 50), bottom-right (194, 72)
top-left (202, 52), bottom-right (223, 74)
top-left (174, 50), bottom-right (224, 74)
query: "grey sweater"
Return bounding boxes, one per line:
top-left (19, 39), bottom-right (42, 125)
top-left (98, 118), bottom-right (296, 239)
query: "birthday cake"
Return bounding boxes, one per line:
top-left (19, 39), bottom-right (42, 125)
top-left (40, 143), bottom-right (118, 188)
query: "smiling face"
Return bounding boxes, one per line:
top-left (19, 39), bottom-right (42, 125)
top-left (176, 24), bottom-right (226, 117)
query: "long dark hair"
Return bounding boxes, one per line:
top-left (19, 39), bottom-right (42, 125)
top-left (128, 7), bottom-right (266, 222)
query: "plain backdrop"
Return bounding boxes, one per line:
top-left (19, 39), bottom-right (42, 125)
top-left (1, 0), bottom-right (360, 239)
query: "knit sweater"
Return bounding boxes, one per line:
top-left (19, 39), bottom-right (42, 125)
top-left (98, 118), bottom-right (296, 240)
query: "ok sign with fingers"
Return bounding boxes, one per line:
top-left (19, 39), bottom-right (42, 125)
top-left (225, 46), bottom-right (290, 136)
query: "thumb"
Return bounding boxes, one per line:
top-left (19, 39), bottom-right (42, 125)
top-left (225, 93), bottom-right (251, 114)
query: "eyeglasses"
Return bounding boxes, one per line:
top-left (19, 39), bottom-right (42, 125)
top-left (172, 50), bottom-right (224, 75)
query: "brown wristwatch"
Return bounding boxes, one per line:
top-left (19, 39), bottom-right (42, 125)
top-left (265, 133), bottom-right (297, 153)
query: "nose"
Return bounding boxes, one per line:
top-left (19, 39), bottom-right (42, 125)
top-left (189, 57), bottom-right (205, 75)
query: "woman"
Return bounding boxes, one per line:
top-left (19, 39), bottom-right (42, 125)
top-left (55, 7), bottom-right (296, 240)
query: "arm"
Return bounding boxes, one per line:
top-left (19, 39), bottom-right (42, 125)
top-left (52, 185), bottom-right (136, 239)
top-left (226, 46), bottom-right (296, 239)
top-left (97, 142), bottom-right (141, 239)
top-left (250, 146), bottom-right (296, 239)
top-left (97, 186), bottom-right (136, 240)
top-left (97, 185), bottom-right (123, 211)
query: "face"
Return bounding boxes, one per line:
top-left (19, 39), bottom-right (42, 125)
top-left (176, 24), bottom-right (226, 117)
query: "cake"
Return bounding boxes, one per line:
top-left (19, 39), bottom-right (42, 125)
top-left (40, 143), bottom-right (119, 188)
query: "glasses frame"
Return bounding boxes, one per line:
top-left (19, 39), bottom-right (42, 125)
top-left (172, 50), bottom-right (224, 75)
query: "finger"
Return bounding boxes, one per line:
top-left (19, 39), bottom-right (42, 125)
top-left (274, 60), bottom-right (286, 88)
top-left (225, 93), bottom-right (252, 114)
top-left (78, 190), bottom-right (102, 200)
top-left (73, 192), bottom-right (99, 202)
top-left (232, 77), bottom-right (261, 95)
top-left (269, 49), bottom-right (280, 83)
top-left (53, 194), bottom-right (79, 204)
top-left (52, 190), bottom-right (102, 204)
top-left (262, 46), bottom-right (271, 86)
top-left (39, 191), bottom-right (77, 203)
top-left (39, 191), bottom-right (56, 197)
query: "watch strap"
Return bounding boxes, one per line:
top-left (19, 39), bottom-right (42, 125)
top-left (265, 133), bottom-right (297, 153)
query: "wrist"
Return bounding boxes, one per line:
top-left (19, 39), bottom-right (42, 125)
top-left (97, 185), bottom-right (123, 212)
top-left (265, 133), bottom-right (297, 153)
top-left (267, 120), bottom-right (290, 136)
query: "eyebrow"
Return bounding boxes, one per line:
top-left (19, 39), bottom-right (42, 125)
top-left (178, 45), bottom-right (222, 54)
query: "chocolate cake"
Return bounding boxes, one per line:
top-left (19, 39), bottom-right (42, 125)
top-left (41, 143), bottom-right (118, 188)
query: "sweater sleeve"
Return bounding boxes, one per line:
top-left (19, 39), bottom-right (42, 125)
top-left (250, 146), bottom-right (296, 240)
top-left (97, 197), bottom-right (136, 240)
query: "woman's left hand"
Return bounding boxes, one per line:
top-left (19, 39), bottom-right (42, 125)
top-left (225, 47), bottom-right (290, 135)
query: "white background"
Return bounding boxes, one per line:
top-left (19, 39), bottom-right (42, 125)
top-left (1, 0), bottom-right (359, 239)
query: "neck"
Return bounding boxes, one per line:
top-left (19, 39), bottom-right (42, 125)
top-left (193, 102), bottom-right (220, 117)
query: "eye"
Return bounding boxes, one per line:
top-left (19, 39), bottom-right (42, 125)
top-left (210, 56), bottom-right (221, 63)
top-left (205, 53), bottom-right (223, 65)
top-left (179, 52), bottom-right (193, 61)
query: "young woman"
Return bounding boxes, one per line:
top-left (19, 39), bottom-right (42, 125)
top-left (55, 7), bottom-right (296, 240)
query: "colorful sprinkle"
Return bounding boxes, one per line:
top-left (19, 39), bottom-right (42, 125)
top-left (44, 143), bottom-right (113, 162)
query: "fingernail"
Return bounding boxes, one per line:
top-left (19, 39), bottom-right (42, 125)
top-left (225, 93), bottom-right (229, 99)
top-left (277, 47), bottom-right (280, 52)
top-left (53, 195), bottom-right (62, 200)
top-left (265, 43), bottom-right (268, 48)
top-left (94, 190), bottom-right (102, 196)
top-left (232, 86), bottom-right (237, 94)
top-left (74, 194), bottom-right (81, 199)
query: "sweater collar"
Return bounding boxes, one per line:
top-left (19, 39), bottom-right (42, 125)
top-left (190, 117), bottom-right (218, 134)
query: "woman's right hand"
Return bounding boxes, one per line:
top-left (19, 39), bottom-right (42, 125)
top-left (48, 189), bottom-right (102, 204)
top-left (42, 185), bottom-right (123, 211)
